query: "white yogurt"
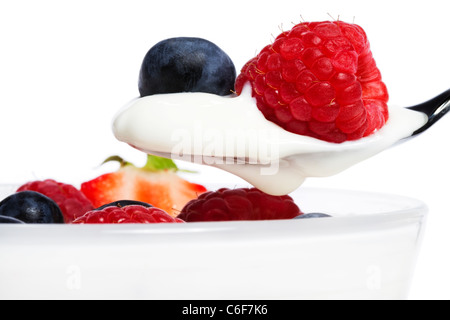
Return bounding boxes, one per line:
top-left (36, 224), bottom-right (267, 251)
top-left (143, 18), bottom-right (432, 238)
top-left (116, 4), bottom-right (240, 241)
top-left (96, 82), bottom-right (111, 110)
top-left (113, 84), bottom-right (427, 195)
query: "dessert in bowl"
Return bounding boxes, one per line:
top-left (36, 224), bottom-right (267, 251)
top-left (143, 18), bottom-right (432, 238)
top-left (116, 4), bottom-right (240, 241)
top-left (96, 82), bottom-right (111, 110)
top-left (0, 184), bottom-right (427, 300)
top-left (0, 20), bottom-right (436, 299)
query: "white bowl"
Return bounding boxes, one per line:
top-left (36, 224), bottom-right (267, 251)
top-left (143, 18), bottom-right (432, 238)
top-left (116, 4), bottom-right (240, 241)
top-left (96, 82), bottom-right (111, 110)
top-left (0, 185), bottom-right (427, 300)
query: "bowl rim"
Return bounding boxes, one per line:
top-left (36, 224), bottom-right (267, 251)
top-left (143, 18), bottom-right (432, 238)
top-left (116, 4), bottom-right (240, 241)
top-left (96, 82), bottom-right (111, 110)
top-left (0, 185), bottom-right (428, 241)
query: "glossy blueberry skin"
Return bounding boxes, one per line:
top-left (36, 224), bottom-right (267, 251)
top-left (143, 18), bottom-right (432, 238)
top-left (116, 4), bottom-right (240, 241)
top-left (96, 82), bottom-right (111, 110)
top-left (95, 200), bottom-right (153, 210)
top-left (138, 37), bottom-right (236, 97)
top-left (0, 215), bottom-right (25, 224)
top-left (294, 213), bottom-right (332, 219)
top-left (0, 191), bottom-right (64, 224)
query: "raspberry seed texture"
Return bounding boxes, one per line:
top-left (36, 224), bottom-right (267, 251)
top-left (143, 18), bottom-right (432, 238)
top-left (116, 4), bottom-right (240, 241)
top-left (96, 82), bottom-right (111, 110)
top-left (235, 21), bottom-right (389, 143)
top-left (177, 188), bottom-right (302, 222)
top-left (72, 205), bottom-right (184, 224)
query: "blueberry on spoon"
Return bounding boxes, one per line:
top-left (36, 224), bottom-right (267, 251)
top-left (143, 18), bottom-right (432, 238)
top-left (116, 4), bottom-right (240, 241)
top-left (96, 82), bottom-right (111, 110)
top-left (138, 37), bottom-right (236, 97)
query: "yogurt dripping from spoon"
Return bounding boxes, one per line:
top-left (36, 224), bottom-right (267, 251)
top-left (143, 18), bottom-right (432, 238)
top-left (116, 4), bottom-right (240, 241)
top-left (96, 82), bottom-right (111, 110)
top-left (113, 84), bottom-right (427, 195)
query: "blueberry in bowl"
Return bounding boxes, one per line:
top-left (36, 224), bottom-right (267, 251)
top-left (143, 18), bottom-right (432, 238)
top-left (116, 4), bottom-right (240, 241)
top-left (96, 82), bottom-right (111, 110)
top-left (0, 191), bottom-right (64, 224)
top-left (0, 215), bottom-right (25, 224)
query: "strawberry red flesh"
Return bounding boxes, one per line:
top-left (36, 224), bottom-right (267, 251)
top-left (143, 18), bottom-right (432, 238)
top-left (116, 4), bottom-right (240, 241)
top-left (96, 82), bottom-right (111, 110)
top-left (80, 155), bottom-right (206, 217)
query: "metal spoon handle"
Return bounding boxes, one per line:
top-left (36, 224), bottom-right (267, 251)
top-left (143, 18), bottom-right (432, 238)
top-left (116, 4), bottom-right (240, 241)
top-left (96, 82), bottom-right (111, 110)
top-left (407, 88), bottom-right (450, 136)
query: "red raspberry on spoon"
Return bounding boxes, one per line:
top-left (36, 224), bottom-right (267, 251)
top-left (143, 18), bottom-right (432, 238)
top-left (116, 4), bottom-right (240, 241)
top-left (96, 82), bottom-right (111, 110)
top-left (235, 20), bottom-right (389, 143)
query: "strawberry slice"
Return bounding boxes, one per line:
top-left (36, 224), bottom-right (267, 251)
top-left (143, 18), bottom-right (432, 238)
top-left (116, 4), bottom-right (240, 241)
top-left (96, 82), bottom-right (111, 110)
top-left (80, 155), bottom-right (207, 217)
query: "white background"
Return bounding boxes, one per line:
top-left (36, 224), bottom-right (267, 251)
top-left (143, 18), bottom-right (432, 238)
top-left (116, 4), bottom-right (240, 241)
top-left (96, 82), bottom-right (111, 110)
top-left (0, 0), bottom-right (449, 299)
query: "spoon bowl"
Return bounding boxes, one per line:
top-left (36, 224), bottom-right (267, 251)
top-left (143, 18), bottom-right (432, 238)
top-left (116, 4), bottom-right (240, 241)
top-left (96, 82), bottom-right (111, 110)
top-left (113, 87), bottom-right (450, 195)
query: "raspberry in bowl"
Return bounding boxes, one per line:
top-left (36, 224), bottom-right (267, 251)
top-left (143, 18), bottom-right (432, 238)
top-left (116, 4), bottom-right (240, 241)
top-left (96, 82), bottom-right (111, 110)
top-left (0, 184), bottom-right (427, 299)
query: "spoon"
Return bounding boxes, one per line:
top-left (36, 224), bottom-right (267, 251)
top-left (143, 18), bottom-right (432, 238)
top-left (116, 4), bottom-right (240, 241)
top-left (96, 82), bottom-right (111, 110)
top-left (406, 88), bottom-right (450, 137)
top-left (113, 87), bottom-right (445, 195)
